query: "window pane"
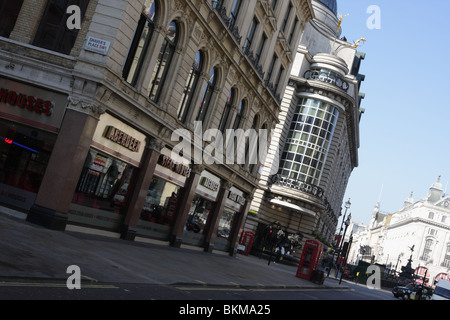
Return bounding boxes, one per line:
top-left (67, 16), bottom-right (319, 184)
top-left (0, 0), bottom-right (24, 37)
top-left (149, 21), bottom-right (177, 102)
top-left (33, 0), bottom-right (90, 55)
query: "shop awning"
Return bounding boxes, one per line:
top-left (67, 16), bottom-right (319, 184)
top-left (270, 199), bottom-right (316, 217)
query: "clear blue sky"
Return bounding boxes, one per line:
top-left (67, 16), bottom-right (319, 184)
top-left (335, 0), bottom-right (450, 226)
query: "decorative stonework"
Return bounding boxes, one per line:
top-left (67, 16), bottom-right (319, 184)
top-left (67, 96), bottom-right (105, 118)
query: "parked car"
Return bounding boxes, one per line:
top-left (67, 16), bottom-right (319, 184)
top-left (392, 283), bottom-right (427, 300)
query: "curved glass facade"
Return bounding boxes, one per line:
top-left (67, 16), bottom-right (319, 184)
top-left (279, 98), bottom-right (339, 186)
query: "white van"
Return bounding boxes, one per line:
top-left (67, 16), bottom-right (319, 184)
top-left (431, 279), bottom-right (450, 300)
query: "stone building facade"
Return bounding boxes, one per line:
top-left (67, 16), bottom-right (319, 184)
top-left (0, 0), bottom-right (314, 254)
top-left (245, 0), bottom-right (366, 249)
top-left (349, 177), bottom-right (450, 284)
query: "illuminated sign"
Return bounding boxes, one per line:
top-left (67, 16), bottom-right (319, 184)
top-left (103, 126), bottom-right (141, 152)
top-left (0, 88), bottom-right (53, 116)
top-left (158, 154), bottom-right (191, 177)
top-left (1, 136), bottom-right (39, 153)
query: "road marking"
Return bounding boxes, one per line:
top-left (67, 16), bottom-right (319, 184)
top-left (175, 286), bottom-right (351, 292)
top-left (176, 286), bottom-right (247, 292)
top-left (0, 281), bottom-right (118, 289)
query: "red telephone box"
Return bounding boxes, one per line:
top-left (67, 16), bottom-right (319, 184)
top-left (296, 239), bottom-right (324, 280)
top-left (237, 231), bottom-right (254, 256)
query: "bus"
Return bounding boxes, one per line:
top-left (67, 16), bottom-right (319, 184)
top-left (431, 280), bottom-right (450, 300)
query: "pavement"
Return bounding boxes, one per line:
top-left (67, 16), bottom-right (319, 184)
top-left (0, 205), bottom-right (349, 291)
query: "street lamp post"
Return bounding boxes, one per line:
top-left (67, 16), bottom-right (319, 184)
top-left (339, 233), bottom-right (353, 285)
top-left (327, 198), bottom-right (351, 277)
top-left (335, 213), bottom-right (351, 277)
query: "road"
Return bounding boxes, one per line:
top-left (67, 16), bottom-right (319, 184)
top-left (0, 277), bottom-right (394, 300)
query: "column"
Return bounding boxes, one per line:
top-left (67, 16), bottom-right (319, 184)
top-left (228, 193), bottom-right (253, 257)
top-left (26, 106), bottom-right (100, 230)
top-left (169, 164), bottom-right (204, 248)
top-left (203, 180), bottom-right (232, 253)
top-left (120, 138), bottom-right (164, 241)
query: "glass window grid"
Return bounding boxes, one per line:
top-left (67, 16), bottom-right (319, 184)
top-left (279, 98), bottom-right (338, 186)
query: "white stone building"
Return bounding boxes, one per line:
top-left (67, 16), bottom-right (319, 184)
top-left (351, 177), bottom-right (450, 283)
top-left (245, 0), bottom-right (366, 250)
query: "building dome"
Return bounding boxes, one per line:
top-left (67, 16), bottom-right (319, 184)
top-left (317, 0), bottom-right (338, 16)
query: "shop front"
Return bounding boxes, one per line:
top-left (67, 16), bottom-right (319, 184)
top-left (214, 186), bottom-right (246, 251)
top-left (136, 149), bottom-right (190, 241)
top-left (182, 170), bottom-right (221, 247)
top-left (68, 112), bottom-right (146, 231)
top-left (0, 77), bottom-right (67, 211)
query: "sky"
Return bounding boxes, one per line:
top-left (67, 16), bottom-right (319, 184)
top-left (334, 0), bottom-right (450, 226)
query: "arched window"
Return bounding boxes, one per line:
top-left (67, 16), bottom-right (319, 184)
top-left (197, 67), bottom-right (217, 122)
top-left (122, 0), bottom-right (157, 85)
top-left (249, 122), bottom-right (267, 173)
top-left (241, 115), bottom-right (258, 169)
top-left (233, 99), bottom-right (245, 130)
top-left (219, 88), bottom-right (235, 132)
top-left (178, 50), bottom-right (203, 122)
top-left (148, 21), bottom-right (178, 102)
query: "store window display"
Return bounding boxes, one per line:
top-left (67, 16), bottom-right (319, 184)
top-left (70, 148), bottom-right (137, 229)
top-left (0, 119), bottom-right (56, 210)
top-left (182, 195), bottom-right (214, 246)
top-left (140, 176), bottom-right (180, 225)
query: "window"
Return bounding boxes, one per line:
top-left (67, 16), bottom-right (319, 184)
top-left (232, 99), bottom-right (245, 130)
top-left (0, 0), bottom-right (24, 38)
top-left (281, 3), bottom-right (292, 33)
top-left (73, 149), bottom-right (137, 213)
top-left (266, 55), bottom-right (277, 83)
top-left (0, 119), bottom-right (57, 210)
top-left (288, 17), bottom-right (298, 45)
top-left (243, 17), bottom-right (258, 54)
top-left (197, 67), bottom-right (217, 122)
top-left (275, 66), bottom-right (285, 93)
top-left (178, 50), bottom-right (203, 122)
top-left (140, 176), bottom-right (180, 226)
top-left (255, 33), bottom-right (267, 65)
top-left (442, 244), bottom-right (450, 268)
top-left (33, 0), bottom-right (90, 55)
top-left (442, 216), bottom-right (447, 223)
top-left (249, 123), bottom-right (268, 173)
top-left (428, 212), bottom-right (434, 220)
top-left (271, 0), bottom-right (278, 10)
top-left (148, 21), bottom-right (178, 103)
top-left (279, 98), bottom-right (339, 186)
top-left (219, 89), bottom-right (235, 132)
top-left (241, 115), bottom-right (258, 169)
top-left (421, 239), bottom-right (433, 261)
top-left (123, 0), bottom-right (157, 86)
top-left (228, 0), bottom-right (242, 30)
top-left (212, 0), bottom-right (224, 9)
